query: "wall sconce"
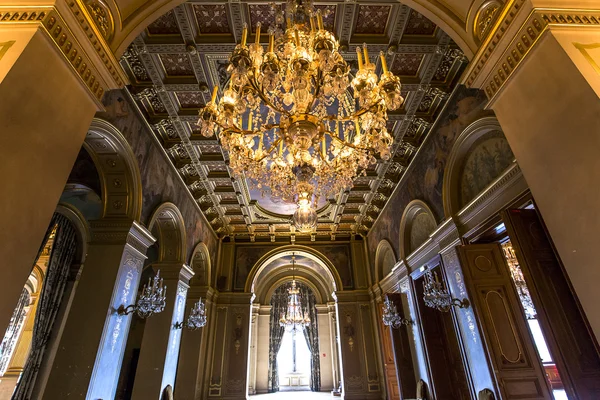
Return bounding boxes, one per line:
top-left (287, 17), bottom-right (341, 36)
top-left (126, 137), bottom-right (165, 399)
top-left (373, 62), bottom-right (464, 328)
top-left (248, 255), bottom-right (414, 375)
top-left (118, 270), bottom-right (167, 318)
top-left (174, 298), bottom-right (207, 330)
top-left (422, 269), bottom-right (469, 312)
top-left (382, 295), bottom-right (414, 328)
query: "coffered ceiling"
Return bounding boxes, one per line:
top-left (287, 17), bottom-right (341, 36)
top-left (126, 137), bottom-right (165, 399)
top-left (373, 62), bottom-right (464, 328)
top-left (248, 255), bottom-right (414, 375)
top-left (120, 0), bottom-right (467, 241)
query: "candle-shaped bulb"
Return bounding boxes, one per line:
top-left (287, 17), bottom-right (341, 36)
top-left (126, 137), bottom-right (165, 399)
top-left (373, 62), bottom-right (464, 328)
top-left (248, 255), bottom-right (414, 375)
top-left (248, 113), bottom-right (253, 131)
top-left (211, 85), bottom-right (218, 103)
top-left (363, 43), bottom-right (369, 64)
top-left (255, 22), bottom-right (261, 44)
top-left (241, 23), bottom-right (248, 46)
top-left (356, 47), bottom-right (363, 70)
top-left (354, 118), bottom-right (360, 135)
top-left (268, 32), bottom-right (274, 53)
top-left (380, 51), bottom-right (388, 73)
top-left (294, 29), bottom-right (300, 47)
top-left (310, 16), bottom-right (316, 32)
top-left (317, 10), bottom-right (324, 30)
top-left (279, 140), bottom-right (284, 156)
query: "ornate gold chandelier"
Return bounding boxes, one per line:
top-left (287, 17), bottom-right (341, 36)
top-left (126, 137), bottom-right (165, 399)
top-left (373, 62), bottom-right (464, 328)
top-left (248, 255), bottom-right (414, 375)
top-left (197, 0), bottom-right (403, 231)
top-left (279, 255), bottom-right (310, 331)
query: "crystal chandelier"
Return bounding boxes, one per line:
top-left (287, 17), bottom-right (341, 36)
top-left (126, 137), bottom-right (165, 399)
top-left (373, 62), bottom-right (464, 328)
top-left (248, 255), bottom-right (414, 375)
top-left (175, 298), bottom-right (207, 330)
top-left (422, 269), bottom-right (469, 312)
top-left (197, 0), bottom-right (402, 228)
top-left (118, 270), bottom-right (167, 319)
top-left (279, 255), bottom-right (310, 331)
top-left (381, 295), bottom-right (413, 328)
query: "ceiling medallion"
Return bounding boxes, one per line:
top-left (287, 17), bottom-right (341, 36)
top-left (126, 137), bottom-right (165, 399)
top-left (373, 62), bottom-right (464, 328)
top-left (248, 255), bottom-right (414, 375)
top-left (197, 0), bottom-right (403, 232)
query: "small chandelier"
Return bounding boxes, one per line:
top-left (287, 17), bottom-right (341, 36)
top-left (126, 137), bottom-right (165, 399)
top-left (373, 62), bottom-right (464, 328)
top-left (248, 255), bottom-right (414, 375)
top-left (197, 0), bottom-right (402, 224)
top-left (279, 255), bottom-right (310, 331)
top-left (175, 298), bottom-right (207, 330)
top-left (422, 269), bottom-right (469, 312)
top-left (118, 270), bottom-right (167, 319)
top-left (382, 295), bottom-right (413, 328)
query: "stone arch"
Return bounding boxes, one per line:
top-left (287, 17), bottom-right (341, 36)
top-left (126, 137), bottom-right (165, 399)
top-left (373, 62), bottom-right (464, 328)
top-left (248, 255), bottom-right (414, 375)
top-left (110, 0), bottom-right (476, 59)
top-left (189, 242), bottom-right (211, 287)
top-left (399, 200), bottom-right (437, 259)
top-left (442, 116), bottom-right (515, 217)
top-left (245, 245), bottom-right (342, 296)
top-left (263, 276), bottom-right (325, 305)
top-left (374, 240), bottom-right (397, 283)
top-left (84, 118), bottom-right (143, 221)
top-left (148, 202), bottom-right (187, 264)
top-left (55, 203), bottom-right (91, 266)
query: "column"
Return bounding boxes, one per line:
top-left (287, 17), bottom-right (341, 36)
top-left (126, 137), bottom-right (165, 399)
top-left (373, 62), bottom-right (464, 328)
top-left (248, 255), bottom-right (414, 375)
top-left (0, 4), bottom-right (124, 337)
top-left (246, 304), bottom-right (260, 395)
top-left (327, 302), bottom-right (341, 393)
top-left (205, 293), bottom-right (253, 400)
top-left (39, 220), bottom-right (155, 400)
top-left (174, 286), bottom-right (216, 400)
top-left (334, 291), bottom-right (383, 400)
top-left (0, 295), bottom-right (38, 398)
top-left (254, 305), bottom-right (271, 394)
top-left (316, 305), bottom-right (334, 391)
top-left (131, 262), bottom-right (194, 400)
top-left (464, 1), bottom-right (600, 340)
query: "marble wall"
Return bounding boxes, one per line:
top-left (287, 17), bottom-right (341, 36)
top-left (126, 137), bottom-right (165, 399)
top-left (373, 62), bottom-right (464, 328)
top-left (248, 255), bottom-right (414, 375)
top-left (98, 90), bottom-right (218, 269)
top-left (367, 86), bottom-right (490, 272)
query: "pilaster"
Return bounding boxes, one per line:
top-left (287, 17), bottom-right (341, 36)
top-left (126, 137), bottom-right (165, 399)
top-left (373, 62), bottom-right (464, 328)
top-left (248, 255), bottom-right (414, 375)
top-left (175, 286), bottom-right (216, 400)
top-left (463, 0), bottom-right (600, 341)
top-left (206, 292), bottom-right (253, 400)
top-left (334, 291), bottom-right (383, 400)
top-left (131, 262), bottom-right (194, 400)
top-left (40, 219), bottom-right (154, 400)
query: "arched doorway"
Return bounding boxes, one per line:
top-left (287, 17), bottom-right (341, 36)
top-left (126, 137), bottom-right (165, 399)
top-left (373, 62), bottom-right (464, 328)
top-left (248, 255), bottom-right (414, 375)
top-left (246, 247), bottom-right (341, 398)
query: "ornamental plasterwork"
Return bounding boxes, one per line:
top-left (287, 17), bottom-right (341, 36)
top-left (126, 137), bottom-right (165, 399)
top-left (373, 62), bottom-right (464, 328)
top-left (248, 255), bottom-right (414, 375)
top-left (120, 0), bottom-right (467, 240)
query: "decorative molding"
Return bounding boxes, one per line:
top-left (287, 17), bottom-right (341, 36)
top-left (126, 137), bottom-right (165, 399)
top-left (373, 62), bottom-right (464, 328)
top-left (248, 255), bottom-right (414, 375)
top-left (464, 5), bottom-right (600, 101)
top-left (474, 0), bottom-right (503, 44)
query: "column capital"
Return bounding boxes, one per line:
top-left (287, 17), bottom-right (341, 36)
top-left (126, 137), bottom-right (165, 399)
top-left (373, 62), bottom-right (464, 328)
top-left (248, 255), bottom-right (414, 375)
top-left (186, 285), bottom-right (216, 301)
top-left (0, 2), bottom-right (128, 107)
top-left (151, 262), bottom-right (194, 284)
top-left (90, 219), bottom-right (155, 256)
top-left (463, 0), bottom-right (600, 103)
top-left (333, 290), bottom-right (371, 303)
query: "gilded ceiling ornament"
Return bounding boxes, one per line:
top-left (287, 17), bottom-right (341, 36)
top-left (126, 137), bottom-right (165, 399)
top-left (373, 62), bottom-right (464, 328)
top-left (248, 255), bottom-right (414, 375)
top-left (474, 0), bottom-right (503, 43)
top-left (84, 0), bottom-right (114, 42)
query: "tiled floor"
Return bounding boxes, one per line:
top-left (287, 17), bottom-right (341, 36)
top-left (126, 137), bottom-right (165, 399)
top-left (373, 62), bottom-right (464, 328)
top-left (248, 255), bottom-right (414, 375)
top-left (250, 392), bottom-right (333, 399)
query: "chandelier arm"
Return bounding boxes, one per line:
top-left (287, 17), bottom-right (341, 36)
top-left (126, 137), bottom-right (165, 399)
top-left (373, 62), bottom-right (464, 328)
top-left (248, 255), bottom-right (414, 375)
top-left (248, 78), bottom-right (291, 117)
top-left (323, 102), bottom-right (380, 122)
top-left (254, 138), bottom-right (283, 163)
top-left (324, 131), bottom-right (374, 152)
top-left (220, 124), bottom-right (279, 136)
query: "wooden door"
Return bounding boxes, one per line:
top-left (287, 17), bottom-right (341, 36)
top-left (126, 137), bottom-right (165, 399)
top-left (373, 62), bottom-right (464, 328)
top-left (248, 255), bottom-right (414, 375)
top-left (413, 266), bottom-right (472, 400)
top-left (388, 293), bottom-right (417, 399)
top-left (503, 209), bottom-right (600, 399)
top-left (456, 243), bottom-right (552, 399)
top-left (378, 301), bottom-right (400, 400)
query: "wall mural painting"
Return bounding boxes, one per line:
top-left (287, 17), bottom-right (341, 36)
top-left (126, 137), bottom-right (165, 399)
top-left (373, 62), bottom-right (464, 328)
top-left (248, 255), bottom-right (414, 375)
top-left (233, 244), bottom-right (354, 291)
top-left (99, 91), bottom-right (218, 267)
top-left (410, 212), bottom-right (437, 253)
top-left (459, 131), bottom-right (514, 207)
top-left (367, 86), bottom-right (490, 269)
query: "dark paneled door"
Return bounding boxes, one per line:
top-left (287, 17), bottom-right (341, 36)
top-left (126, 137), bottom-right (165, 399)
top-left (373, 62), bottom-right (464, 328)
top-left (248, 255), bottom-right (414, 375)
top-left (503, 209), bottom-right (600, 399)
top-left (457, 243), bottom-right (552, 400)
top-left (378, 301), bottom-right (401, 400)
top-left (413, 264), bottom-right (472, 400)
top-left (387, 293), bottom-right (417, 399)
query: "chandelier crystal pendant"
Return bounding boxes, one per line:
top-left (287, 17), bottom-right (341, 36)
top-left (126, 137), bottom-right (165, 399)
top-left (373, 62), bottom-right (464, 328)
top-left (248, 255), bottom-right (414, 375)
top-left (197, 0), bottom-right (403, 231)
top-left (381, 295), bottom-right (413, 329)
top-left (422, 269), bottom-right (469, 313)
top-left (279, 255), bottom-right (311, 332)
top-left (118, 270), bottom-right (167, 319)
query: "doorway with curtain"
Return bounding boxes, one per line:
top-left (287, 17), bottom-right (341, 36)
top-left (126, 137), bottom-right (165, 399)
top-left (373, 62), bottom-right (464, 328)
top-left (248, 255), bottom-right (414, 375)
top-left (267, 282), bottom-right (320, 393)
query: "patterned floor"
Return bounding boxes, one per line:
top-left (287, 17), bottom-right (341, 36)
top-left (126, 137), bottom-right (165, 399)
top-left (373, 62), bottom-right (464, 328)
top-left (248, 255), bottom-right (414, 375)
top-left (250, 392), bottom-right (333, 399)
